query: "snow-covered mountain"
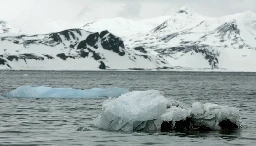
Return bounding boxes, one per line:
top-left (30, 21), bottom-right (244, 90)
top-left (126, 7), bottom-right (256, 71)
top-left (1, 7), bottom-right (256, 71)
top-left (82, 16), bottom-right (170, 37)
top-left (0, 29), bottom-right (169, 70)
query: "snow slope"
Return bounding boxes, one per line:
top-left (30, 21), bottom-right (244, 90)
top-left (0, 29), bottom-right (169, 70)
top-left (82, 16), bottom-right (170, 37)
top-left (126, 7), bottom-right (256, 71)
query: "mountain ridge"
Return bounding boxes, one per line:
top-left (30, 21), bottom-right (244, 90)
top-left (0, 29), bottom-right (169, 70)
top-left (1, 7), bottom-right (256, 71)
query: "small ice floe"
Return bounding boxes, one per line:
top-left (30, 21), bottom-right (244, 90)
top-left (95, 90), bottom-right (241, 132)
top-left (3, 86), bottom-right (129, 98)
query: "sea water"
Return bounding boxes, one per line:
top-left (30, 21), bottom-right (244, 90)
top-left (0, 71), bottom-right (256, 146)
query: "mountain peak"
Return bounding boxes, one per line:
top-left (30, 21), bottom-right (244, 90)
top-left (177, 6), bottom-right (194, 14)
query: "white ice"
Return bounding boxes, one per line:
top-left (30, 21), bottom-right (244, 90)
top-left (161, 107), bottom-right (190, 123)
top-left (190, 102), bottom-right (241, 130)
top-left (95, 90), bottom-right (168, 131)
top-left (3, 86), bottom-right (129, 98)
top-left (95, 90), bottom-right (241, 132)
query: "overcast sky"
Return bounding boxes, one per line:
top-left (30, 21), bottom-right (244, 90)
top-left (0, 0), bottom-right (255, 33)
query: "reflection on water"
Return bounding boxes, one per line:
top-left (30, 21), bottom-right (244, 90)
top-left (0, 71), bottom-right (256, 145)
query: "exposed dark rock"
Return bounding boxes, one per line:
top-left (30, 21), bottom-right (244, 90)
top-left (3, 54), bottom-right (47, 64)
top-left (83, 21), bottom-right (95, 27)
top-left (70, 44), bottom-right (75, 48)
top-left (13, 40), bottom-right (19, 44)
top-left (79, 50), bottom-right (89, 58)
top-left (78, 47), bottom-right (101, 60)
top-left (178, 10), bottom-right (188, 14)
top-left (119, 52), bottom-right (125, 56)
top-left (77, 40), bottom-right (87, 49)
top-left (91, 51), bottom-right (101, 60)
top-left (61, 30), bottom-right (72, 41)
top-left (56, 53), bottom-right (68, 60)
top-left (99, 30), bottom-right (109, 38)
top-left (216, 21), bottom-right (240, 37)
top-left (0, 29), bottom-right (83, 48)
top-left (86, 32), bottom-right (99, 48)
top-left (152, 21), bottom-right (168, 33)
top-left (100, 30), bottom-right (125, 56)
top-left (134, 47), bottom-right (147, 53)
top-left (7, 55), bottom-right (19, 61)
top-left (99, 61), bottom-right (106, 69)
top-left (49, 29), bottom-right (83, 43)
top-left (49, 33), bottom-right (62, 44)
top-left (162, 33), bottom-right (179, 42)
top-left (0, 58), bottom-right (11, 68)
top-left (156, 45), bottom-right (219, 69)
top-left (20, 54), bottom-right (44, 60)
top-left (24, 40), bottom-right (37, 45)
top-left (140, 55), bottom-right (149, 59)
top-left (56, 53), bottom-right (75, 60)
top-left (43, 54), bottom-right (54, 59)
top-left (7, 64), bottom-right (12, 69)
top-left (0, 58), bottom-right (7, 65)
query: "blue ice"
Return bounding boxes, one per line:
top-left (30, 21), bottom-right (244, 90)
top-left (3, 86), bottom-right (129, 98)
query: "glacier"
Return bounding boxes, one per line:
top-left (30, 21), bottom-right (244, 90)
top-left (95, 90), bottom-right (241, 132)
top-left (3, 86), bottom-right (129, 98)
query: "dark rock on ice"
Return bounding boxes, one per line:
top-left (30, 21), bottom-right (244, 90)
top-left (100, 30), bottom-right (125, 56)
top-left (134, 47), bottom-right (147, 53)
top-left (99, 61), bottom-right (107, 69)
top-left (86, 32), bottom-right (99, 49)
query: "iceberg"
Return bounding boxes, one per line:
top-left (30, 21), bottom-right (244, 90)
top-left (95, 90), bottom-right (168, 131)
top-left (190, 102), bottom-right (240, 130)
top-left (3, 86), bottom-right (129, 98)
top-left (95, 90), bottom-right (241, 132)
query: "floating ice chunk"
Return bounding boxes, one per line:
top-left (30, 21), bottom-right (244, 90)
top-left (95, 90), bottom-right (241, 132)
top-left (95, 90), bottom-right (168, 131)
top-left (190, 102), bottom-right (205, 116)
top-left (161, 107), bottom-right (190, 122)
top-left (3, 86), bottom-right (129, 98)
top-left (191, 102), bottom-right (240, 130)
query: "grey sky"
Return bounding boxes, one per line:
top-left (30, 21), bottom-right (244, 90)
top-left (0, 0), bottom-right (255, 33)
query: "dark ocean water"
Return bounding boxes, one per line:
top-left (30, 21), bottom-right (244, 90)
top-left (0, 71), bottom-right (256, 146)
